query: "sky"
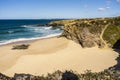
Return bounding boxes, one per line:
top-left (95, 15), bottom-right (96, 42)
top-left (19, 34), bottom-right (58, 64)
top-left (0, 0), bottom-right (120, 19)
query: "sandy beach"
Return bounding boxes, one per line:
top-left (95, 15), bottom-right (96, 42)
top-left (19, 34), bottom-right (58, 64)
top-left (0, 37), bottom-right (118, 77)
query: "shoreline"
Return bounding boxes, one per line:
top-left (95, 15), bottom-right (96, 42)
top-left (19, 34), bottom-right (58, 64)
top-left (0, 33), bottom-right (62, 47)
top-left (0, 37), bottom-right (119, 77)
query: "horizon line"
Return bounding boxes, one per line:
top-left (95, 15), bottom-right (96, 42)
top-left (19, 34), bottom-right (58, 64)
top-left (0, 16), bottom-right (119, 20)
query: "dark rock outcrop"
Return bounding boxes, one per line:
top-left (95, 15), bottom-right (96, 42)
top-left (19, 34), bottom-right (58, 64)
top-left (0, 69), bottom-right (120, 80)
top-left (113, 39), bottom-right (120, 49)
top-left (12, 44), bottom-right (30, 50)
top-left (62, 71), bottom-right (78, 80)
top-left (0, 73), bottom-right (13, 80)
top-left (14, 73), bottom-right (34, 80)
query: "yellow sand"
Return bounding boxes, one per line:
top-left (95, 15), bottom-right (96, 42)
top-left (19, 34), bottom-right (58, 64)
top-left (0, 37), bottom-right (118, 77)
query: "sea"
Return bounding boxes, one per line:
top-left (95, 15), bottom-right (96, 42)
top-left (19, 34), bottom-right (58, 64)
top-left (0, 19), bottom-right (63, 45)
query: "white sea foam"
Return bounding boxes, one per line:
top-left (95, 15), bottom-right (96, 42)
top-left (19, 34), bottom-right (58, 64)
top-left (8, 30), bottom-right (14, 34)
top-left (22, 25), bottom-right (52, 28)
top-left (0, 32), bottom-right (62, 46)
top-left (43, 26), bottom-right (52, 29)
top-left (21, 25), bottom-right (53, 32)
top-left (21, 25), bottom-right (32, 28)
top-left (0, 24), bottom-right (62, 46)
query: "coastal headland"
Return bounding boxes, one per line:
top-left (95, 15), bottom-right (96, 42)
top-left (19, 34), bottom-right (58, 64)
top-left (0, 16), bottom-right (120, 79)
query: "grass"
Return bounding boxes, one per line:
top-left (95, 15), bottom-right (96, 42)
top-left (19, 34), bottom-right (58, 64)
top-left (103, 25), bottom-right (120, 47)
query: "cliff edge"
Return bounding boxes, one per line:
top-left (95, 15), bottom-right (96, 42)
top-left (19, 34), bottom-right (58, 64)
top-left (49, 16), bottom-right (120, 48)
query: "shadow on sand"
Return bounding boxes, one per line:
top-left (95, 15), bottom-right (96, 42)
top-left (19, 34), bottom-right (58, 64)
top-left (110, 39), bottom-right (120, 70)
top-left (113, 39), bottom-right (120, 70)
top-left (112, 49), bottom-right (120, 70)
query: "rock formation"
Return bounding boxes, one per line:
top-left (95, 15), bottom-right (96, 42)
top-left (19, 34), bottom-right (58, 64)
top-left (1, 69), bottom-right (120, 80)
top-left (49, 16), bottom-right (120, 48)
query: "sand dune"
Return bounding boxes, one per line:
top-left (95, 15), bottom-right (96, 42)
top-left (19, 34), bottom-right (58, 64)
top-left (0, 37), bottom-right (118, 77)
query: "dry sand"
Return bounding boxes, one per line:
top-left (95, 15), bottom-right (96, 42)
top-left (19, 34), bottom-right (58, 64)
top-left (0, 37), bottom-right (118, 77)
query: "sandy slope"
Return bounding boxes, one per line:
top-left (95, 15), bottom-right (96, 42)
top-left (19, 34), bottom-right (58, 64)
top-left (100, 24), bottom-right (109, 48)
top-left (0, 37), bottom-right (118, 77)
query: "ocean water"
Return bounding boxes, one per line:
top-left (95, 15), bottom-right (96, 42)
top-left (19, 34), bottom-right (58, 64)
top-left (0, 19), bottom-right (63, 45)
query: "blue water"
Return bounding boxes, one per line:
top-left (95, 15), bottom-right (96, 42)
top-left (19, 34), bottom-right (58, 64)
top-left (0, 19), bottom-right (62, 45)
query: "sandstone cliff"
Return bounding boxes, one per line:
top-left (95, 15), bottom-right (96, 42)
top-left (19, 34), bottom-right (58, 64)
top-left (49, 16), bottom-right (120, 48)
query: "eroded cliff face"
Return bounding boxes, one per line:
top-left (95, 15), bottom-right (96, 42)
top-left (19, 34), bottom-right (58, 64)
top-left (49, 16), bottom-right (120, 48)
top-left (61, 19), bottom-right (108, 48)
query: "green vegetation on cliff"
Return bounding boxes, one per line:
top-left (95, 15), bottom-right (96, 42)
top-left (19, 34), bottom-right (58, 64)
top-left (103, 17), bottom-right (120, 48)
top-left (49, 16), bottom-right (120, 48)
top-left (103, 25), bottom-right (120, 47)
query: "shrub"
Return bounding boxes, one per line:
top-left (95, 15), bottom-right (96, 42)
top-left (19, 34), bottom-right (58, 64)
top-left (12, 44), bottom-right (30, 50)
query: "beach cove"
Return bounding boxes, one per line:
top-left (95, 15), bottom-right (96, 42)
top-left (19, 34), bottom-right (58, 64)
top-left (0, 37), bottom-right (118, 77)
